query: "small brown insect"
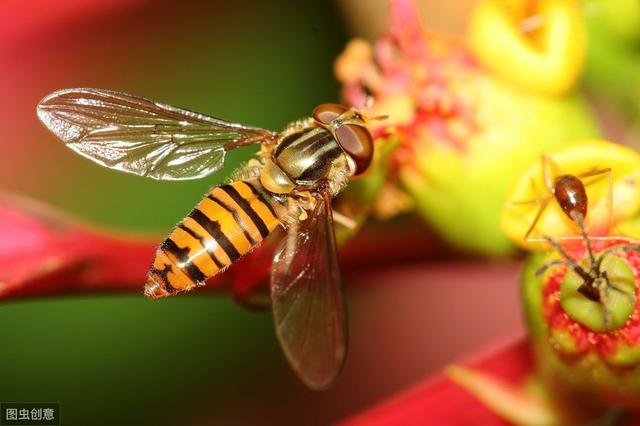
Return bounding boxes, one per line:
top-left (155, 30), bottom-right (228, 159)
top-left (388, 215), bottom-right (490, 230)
top-left (524, 155), bottom-right (639, 324)
top-left (510, 153), bottom-right (613, 244)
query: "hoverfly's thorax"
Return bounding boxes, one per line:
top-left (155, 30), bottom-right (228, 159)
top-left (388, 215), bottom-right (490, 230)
top-left (263, 127), bottom-right (352, 195)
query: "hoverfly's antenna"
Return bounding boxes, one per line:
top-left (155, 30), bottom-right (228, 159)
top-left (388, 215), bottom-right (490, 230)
top-left (356, 94), bottom-right (388, 122)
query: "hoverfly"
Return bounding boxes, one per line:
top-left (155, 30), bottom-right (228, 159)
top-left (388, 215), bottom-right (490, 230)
top-left (37, 88), bottom-right (379, 390)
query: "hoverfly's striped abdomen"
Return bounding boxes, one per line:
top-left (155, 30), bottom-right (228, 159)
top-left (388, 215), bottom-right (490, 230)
top-left (145, 180), bottom-right (283, 298)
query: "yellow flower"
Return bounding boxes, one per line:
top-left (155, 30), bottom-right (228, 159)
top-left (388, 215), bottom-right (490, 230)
top-left (468, 0), bottom-right (586, 95)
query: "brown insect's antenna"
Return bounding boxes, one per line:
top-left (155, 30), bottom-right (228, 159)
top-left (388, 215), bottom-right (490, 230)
top-left (573, 213), bottom-right (596, 273)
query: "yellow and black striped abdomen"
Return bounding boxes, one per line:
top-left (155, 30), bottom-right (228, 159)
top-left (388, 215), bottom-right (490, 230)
top-left (145, 179), bottom-right (282, 298)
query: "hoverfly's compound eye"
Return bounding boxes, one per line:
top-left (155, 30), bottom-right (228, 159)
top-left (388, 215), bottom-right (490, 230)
top-left (335, 124), bottom-right (373, 175)
top-left (312, 103), bottom-right (347, 125)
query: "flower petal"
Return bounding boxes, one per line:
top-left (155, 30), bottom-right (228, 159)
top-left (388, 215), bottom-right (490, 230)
top-left (468, 0), bottom-right (586, 95)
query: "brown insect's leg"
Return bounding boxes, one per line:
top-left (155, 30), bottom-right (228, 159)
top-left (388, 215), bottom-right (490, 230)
top-left (507, 177), bottom-right (547, 207)
top-left (524, 197), bottom-right (551, 241)
top-left (535, 259), bottom-right (566, 277)
top-left (595, 244), bottom-right (640, 302)
top-left (597, 244), bottom-right (640, 267)
top-left (575, 168), bottom-right (612, 180)
top-left (506, 176), bottom-right (552, 241)
top-left (537, 236), bottom-right (592, 283)
top-left (520, 154), bottom-right (560, 242)
top-left (601, 270), bottom-right (635, 303)
top-left (541, 153), bottom-right (561, 194)
top-left (600, 270), bottom-right (636, 328)
top-left (600, 273), bottom-right (612, 328)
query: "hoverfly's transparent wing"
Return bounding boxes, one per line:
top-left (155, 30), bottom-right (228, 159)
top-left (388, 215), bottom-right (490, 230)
top-left (271, 191), bottom-right (346, 390)
top-left (37, 88), bottom-right (277, 180)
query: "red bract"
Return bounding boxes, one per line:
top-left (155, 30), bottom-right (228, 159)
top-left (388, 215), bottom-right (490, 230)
top-left (0, 189), bottom-right (294, 303)
top-left (0, 193), bottom-right (447, 303)
top-left (0, 193), bottom-right (284, 302)
top-left (340, 335), bottom-right (640, 425)
top-left (0, 193), bottom-right (157, 300)
top-left (339, 338), bottom-right (531, 425)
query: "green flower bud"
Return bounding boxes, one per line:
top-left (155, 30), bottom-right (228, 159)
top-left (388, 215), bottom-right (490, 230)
top-left (560, 254), bottom-right (636, 332)
top-left (523, 243), bottom-right (640, 410)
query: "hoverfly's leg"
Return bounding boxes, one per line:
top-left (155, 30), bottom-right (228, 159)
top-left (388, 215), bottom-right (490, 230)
top-left (279, 197), bottom-right (304, 229)
top-left (332, 210), bottom-right (357, 230)
top-left (373, 182), bottom-right (415, 219)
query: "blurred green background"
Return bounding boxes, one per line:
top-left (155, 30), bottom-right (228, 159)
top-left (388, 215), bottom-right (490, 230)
top-left (0, 1), bottom-right (525, 425)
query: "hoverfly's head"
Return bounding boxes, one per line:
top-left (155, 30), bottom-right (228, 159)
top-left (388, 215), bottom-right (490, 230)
top-left (312, 103), bottom-right (386, 175)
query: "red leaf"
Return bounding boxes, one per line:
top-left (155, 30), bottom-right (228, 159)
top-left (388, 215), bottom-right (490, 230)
top-left (0, 194), bottom-right (157, 299)
top-left (338, 338), bottom-right (533, 425)
top-left (0, 194), bottom-right (449, 303)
